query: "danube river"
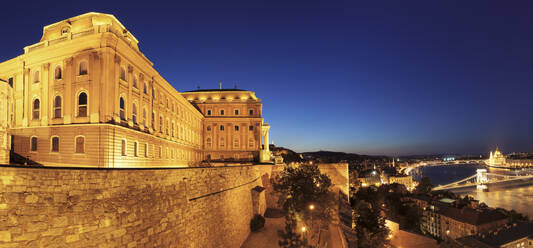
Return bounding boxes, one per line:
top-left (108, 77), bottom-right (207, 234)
top-left (411, 163), bottom-right (533, 218)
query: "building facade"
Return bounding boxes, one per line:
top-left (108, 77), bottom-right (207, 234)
top-left (0, 12), bottom-right (271, 167)
top-left (181, 89), bottom-right (270, 162)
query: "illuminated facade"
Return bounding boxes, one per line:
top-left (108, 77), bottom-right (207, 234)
top-left (488, 148), bottom-right (506, 167)
top-left (0, 12), bottom-right (271, 167)
top-left (181, 90), bottom-right (271, 162)
top-left (0, 80), bottom-right (14, 164)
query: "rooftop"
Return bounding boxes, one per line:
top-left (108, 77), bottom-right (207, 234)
top-left (438, 206), bottom-right (507, 226)
top-left (457, 222), bottom-right (533, 247)
top-left (181, 89), bottom-right (249, 93)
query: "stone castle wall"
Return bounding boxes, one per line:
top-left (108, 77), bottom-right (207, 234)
top-left (0, 165), bottom-right (266, 247)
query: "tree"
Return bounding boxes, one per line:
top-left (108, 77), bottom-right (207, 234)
top-left (273, 164), bottom-right (334, 220)
top-left (273, 164), bottom-right (334, 247)
top-left (414, 177), bottom-right (433, 195)
top-left (353, 200), bottom-right (390, 248)
top-left (278, 210), bottom-right (314, 248)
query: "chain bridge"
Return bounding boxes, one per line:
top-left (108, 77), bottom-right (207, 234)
top-left (432, 169), bottom-right (533, 191)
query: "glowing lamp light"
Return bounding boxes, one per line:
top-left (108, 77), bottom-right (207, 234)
top-left (361, 183), bottom-right (368, 187)
top-left (388, 234), bottom-right (393, 239)
top-left (301, 226), bottom-right (307, 232)
top-left (309, 204), bottom-right (315, 210)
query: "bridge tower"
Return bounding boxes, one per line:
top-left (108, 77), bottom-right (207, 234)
top-left (476, 169), bottom-right (488, 190)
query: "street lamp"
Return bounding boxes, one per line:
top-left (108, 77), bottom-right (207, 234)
top-left (309, 204), bottom-right (315, 210)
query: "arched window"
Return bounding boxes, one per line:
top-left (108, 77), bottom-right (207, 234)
top-left (220, 125), bottom-right (224, 131)
top-left (234, 125), bottom-right (239, 131)
top-left (207, 126), bottom-right (211, 131)
top-left (249, 109), bottom-right (254, 115)
top-left (220, 109), bottom-right (225, 115)
top-left (54, 96), bottom-right (62, 118)
top-left (159, 116), bottom-right (163, 132)
top-left (133, 76), bottom-right (138, 88)
top-left (119, 97), bottom-right (126, 120)
top-left (234, 109), bottom-right (239, 115)
top-left (31, 136), bottom-right (38, 151)
top-left (144, 143), bottom-right (148, 157)
top-left (120, 67), bottom-right (126, 81)
top-left (142, 109), bottom-right (147, 126)
top-left (55, 66), bottom-right (62, 80)
top-left (249, 125), bottom-right (254, 131)
top-left (143, 83), bottom-right (148, 94)
top-left (166, 119), bottom-right (169, 135)
top-left (79, 61), bottom-right (88, 75)
top-left (78, 92), bottom-right (88, 117)
top-left (132, 103), bottom-right (137, 124)
top-left (32, 99), bottom-right (40, 120)
top-left (75, 136), bottom-right (84, 153)
top-left (51, 136), bottom-right (60, 152)
top-left (134, 141), bottom-right (138, 157)
top-left (121, 139), bottom-right (126, 156)
top-left (33, 70), bottom-right (40, 83)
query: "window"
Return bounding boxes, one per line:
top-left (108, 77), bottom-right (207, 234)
top-left (220, 109), bottom-right (224, 115)
top-left (79, 61), bottom-right (88, 75)
top-left (143, 83), bottom-right (148, 94)
top-left (249, 138), bottom-right (255, 148)
top-left (220, 125), bottom-right (224, 131)
top-left (159, 146), bottom-right (162, 158)
top-left (206, 138), bottom-right (212, 148)
top-left (75, 136), bottom-right (84, 153)
top-left (31, 137), bottom-right (38, 152)
top-left (134, 141), bottom-right (138, 157)
top-left (55, 66), bottom-right (62, 80)
top-left (8, 77), bottom-right (13, 87)
top-left (121, 139), bottom-right (126, 156)
top-left (78, 92), bottom-right (88, 117)
top-left (220, 138), bottom-right (225, 148)
top-left (207, 126), bottom-right (211, 131)
top-left (32, 99), bottom-right (40, 120)
top-left (132, 103), bottom-right (137, 124)
top-left (133, 76), bottom-right (138, 88)
top-left (233, 138), bottom-right (239, 148)
top-left (171, 122), bottom-right (175, 137)
top-left (54, 96), bottom-right (62, 118)
top-left (142, 109), bottom-right (147, 126)
top-left (249, 125), bottom-right (253, 131)
top-left (207, 109), bottom-right (211, 115)
top-left (234, 109), bottom-right (239, 115)
top-left (119, 97), bottom-right (126, 120)
top-left (159, 116), bottom-right (163, 132)
top-left (51, 137), bottom-right (59, 152)
top-left (166, 120), bottom-right (169, 135)
top-left (152, 112), bottom-right (155, 128)
top-left (144, 143), bottom-right (148, 157)
top-left (120, 67), bottom-right (126, 81)
top-left (33, 70), bottom-right (40, 83)
top-left (249, 109), bottom-right (254, 115)
top-left (234, 125), bottom-right (239, 131)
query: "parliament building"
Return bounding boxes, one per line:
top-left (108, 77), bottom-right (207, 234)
top-left (0, 12), bottom-right (272, 167)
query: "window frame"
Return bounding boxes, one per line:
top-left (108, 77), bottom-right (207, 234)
top-left (50, 136), bottom-right (60, 153)
top-left (77, 91), bottom-right (88, 118)
top-left (30, 136), bottom-right (38, 152)
top-left (78, 60), bottom-right (88, 76)
top-left (74, 135), bottom-right (85, 154)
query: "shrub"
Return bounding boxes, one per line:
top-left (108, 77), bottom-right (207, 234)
top-left (250, 214), bottom-right (265, 232)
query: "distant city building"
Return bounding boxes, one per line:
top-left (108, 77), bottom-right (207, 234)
top-left (488, 148), bottom-right (507, 167)
top-left (487, 148), bottom-right (533, 169)
top-left (0, 12), bottom-right (272, 167)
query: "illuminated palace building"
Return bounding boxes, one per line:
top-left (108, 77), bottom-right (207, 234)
top-left (0, 12), bottom-right (272, 167)
top-left (487, 148), bottom-right (533, 169)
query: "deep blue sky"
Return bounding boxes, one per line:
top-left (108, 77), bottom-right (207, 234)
top-left (1, 1), bottom-right (532, 155)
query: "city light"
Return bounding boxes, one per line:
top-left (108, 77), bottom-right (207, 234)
top-left (309, 204), bottom-right (315, 210)
top-left (301, 226), bottom-right (307, 232)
